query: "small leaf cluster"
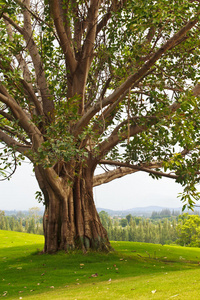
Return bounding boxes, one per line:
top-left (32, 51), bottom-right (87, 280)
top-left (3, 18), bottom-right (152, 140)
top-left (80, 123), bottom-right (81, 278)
top-left (33, 98), bottom-right (89, 168)
top-left (0, 147), bottom-right (25, 180)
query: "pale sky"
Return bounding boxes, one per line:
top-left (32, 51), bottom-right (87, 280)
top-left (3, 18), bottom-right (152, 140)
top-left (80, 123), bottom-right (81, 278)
top-left (0, 161), bottom-right (191, 211)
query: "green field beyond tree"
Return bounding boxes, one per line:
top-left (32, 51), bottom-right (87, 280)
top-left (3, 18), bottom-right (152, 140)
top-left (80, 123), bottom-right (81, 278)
top-left (1, 231), bottom-right (200, 299)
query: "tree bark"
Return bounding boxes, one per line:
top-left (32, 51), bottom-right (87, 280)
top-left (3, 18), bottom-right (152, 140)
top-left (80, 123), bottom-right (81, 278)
top-left (35, 164), bottom-right (111, 253)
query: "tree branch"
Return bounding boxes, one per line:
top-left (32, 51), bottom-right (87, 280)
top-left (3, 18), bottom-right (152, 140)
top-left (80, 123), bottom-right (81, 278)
top-left (0, 125), bottom-right (31, 145)
top-left (93, 145), bottom-right (195, 187)
top-left (20, 79), bottom-right (43, 116)
top-left (82, 0), bottom-right (99, 60)
top-left (93, 167), bottom-right (138, 187)
top-left (3, 17), bottom-right (43, 116)
top-left (97, 97), bottom-right (181, 158)
top-left (99, 159), bottom-right (178, 179)
top-left (49, 0), bottom-right (77, 74)
top-left (2, 8), bottom-right (54, 119)
top-left (42, 166), bottom-right (66, 201)
top-left (93, 160), bottom-right (163, 187)
top-left (0, 57), bottom-right (43, 117)
top-left (71, 0), bottom-right (82, 53)
top-left (98, 123), bottom-right (147, 158)
top-left (0, 85), bottom-right (43, 150)
top-left (2, 13), bottom-right (24, 35)
top-left (96, 0), bottom-right (128, 35)
top-left (74, 16), bottom-right (199, 133)
top-left (22, 0), bottom-right (54, 119)
top-left (91, 68), bottom-right (156, 137)
top-left (71, 0), bottom-right (100, 115)
top-left (0, 109), bottom-right (15, 122)
top-left (96, 10), bottom-right (112, 36)
top-left (0, 129), bottom-right (31, 155)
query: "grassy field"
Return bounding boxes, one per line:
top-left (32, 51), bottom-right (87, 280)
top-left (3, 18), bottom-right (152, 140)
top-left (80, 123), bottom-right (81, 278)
top-left (1, 230), bottom-right (200, 299)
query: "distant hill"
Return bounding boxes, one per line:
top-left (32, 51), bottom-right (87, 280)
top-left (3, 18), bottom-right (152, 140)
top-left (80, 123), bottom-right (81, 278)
top-left (3, 209), bottom-right (44, 216)
top-left (3, 205), bottom-right (200, 218)
top-left (96, 206), bottom-right (200, 217)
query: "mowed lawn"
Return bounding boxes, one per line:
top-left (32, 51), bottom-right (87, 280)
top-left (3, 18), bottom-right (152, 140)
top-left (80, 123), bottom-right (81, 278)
top-left (1, 230), bottom-right (200, 299)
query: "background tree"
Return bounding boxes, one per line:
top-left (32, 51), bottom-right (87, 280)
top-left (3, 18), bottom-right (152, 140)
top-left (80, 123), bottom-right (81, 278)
top-left (15, 218), bottom-right (23, 232)
top-left (126, 214), bottom-right (132, 225)
top-left (0, 210), bottom-right (6, 230)
top-left (27, 217), bottom-right (36, 234)
top-left (0, 210), bottom-right (5, 218)
top-left (120, 218), bottom-right (128, 227)
top-left (176, 213), bottom-right (200, 247)
top-left (98, 211), bottom-right (110, 230)
top-left (29, 207), bottom-right (41, 222)
top-left (0, 0), bottom-right (200, 253)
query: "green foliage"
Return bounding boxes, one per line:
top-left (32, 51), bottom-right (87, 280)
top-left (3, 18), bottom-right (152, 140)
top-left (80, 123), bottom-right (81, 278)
top-left (120, 218), bottom-right (128, 227)
top-left (0, 0), bottom-right (200, 210)
top-left (35, 191), bottom-right (44, 204)
top-left (126, 214), bottom-right (132, 224)
top-left (0, 148), bottom-right (25, 180)
top-left (176, 213), bottom-right (200, 247)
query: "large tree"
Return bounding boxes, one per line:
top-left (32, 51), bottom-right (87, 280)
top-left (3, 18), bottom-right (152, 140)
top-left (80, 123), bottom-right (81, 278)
top-left (0, 0), bottom-right (200, 253)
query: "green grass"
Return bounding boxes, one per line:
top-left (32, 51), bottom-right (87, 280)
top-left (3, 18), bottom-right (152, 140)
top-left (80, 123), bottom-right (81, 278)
top-left (1, 231), bottom-right (200, 299)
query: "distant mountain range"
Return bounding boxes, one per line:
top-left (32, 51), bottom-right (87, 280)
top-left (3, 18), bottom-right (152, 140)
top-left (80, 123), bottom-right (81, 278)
top-left (3, 209), bottom-right (44, 216)
top-left (3, 205), bottom-right (200, 217)
top-left (96, 206), bottom-right (200, 217)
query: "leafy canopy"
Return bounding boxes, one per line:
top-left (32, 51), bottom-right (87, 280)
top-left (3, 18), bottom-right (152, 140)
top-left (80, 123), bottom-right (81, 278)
top-left (0, 0), bottom-right (200, 208)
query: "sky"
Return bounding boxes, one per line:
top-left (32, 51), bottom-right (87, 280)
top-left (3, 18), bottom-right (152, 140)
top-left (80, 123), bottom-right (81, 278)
top-left (0, 160), bottom-right (192, 211)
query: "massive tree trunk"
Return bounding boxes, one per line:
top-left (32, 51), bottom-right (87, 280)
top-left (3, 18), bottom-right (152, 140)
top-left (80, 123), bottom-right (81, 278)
top-left (35, 163), bottom-right (111, 253)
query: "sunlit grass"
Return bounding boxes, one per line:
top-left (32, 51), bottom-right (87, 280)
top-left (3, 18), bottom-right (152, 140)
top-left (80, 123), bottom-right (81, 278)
top-left (1, 231), bottom-right (200, 299)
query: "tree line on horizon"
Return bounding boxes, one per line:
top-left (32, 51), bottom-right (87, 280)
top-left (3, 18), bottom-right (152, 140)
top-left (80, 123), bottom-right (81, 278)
top-left (0, 209), bottom-right (43, 235)
top-left (1, 208), bottom-right (200, 248)
top-left (99, 210), bottom-right (200, 247)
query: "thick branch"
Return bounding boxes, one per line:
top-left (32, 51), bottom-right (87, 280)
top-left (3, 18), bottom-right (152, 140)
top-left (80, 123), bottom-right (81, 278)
top-left (0, 86), bottom-right (43, 150)
top-left (71, 0), bottom-right (82, 52)
top-left (192, 83), bottom-right (200, 96)
top-left (72, 0), bottom-right (100, 115)
top-left (3, 17), bottom-right (43, 116)
top-left (0, 125), bottom-right (30, 145)
top-left (94, 145), bottom-right (195, 187)
top-left (93, 167), bottom-right (138, 187)
top-left (0, 129), bottom-right (31, 155)
top-left (82, 0), bottom-right (99, 60)
top-left (22, 0), bottom-right (54, 118)
top-left (100, 159), bottom-right (177, 178)
top-left (2, 13), bottom-right (24, 34)
top-left (96, 10), bottom-right (112, 36)
top-left (2, 10), bottom-right (53, 118)
top-left (0, 110), bottom-right (15, 122)
top-left (42, 167), bottom-right (66, 201)
top-left (20, 79), bottom-right (43, 116)
top-left (93, 160), bottom-right (178, 187)
top-left (49, 0), bottom-right (77, 74)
